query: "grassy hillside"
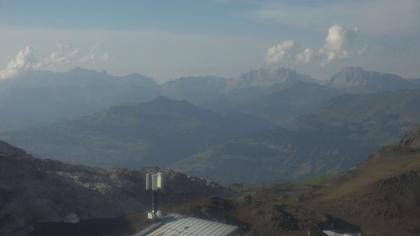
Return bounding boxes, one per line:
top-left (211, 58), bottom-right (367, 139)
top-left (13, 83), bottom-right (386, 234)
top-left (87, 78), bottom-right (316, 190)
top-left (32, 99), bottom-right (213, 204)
top-left (2, 97), bottom-right (271, 168)
top-left (175, 126), bottom-right (420, 236)
top-left (173, 127), bottom-right (374, 184)
top-left (296, 88), bottom-right (420, 145)
top-left (309, 126), bottom-right (420, 235)
top-left (175, 89), bottom-right (420, 184)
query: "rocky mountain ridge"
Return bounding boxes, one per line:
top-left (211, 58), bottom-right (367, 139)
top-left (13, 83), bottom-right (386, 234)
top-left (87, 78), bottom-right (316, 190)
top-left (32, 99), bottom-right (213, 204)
top-left (327, 67), bottom-right (419, 92)
top-left (0, 140), bottom-right (230, 236)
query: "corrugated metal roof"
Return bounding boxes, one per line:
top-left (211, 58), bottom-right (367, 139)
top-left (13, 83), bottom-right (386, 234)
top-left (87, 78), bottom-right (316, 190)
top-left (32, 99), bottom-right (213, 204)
top-left (144, 214), bottom-right (238, 236)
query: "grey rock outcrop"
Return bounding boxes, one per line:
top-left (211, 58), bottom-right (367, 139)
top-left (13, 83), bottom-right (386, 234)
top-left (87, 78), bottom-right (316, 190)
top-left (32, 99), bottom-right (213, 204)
top-left (0, 140), bottom-right (229, 236)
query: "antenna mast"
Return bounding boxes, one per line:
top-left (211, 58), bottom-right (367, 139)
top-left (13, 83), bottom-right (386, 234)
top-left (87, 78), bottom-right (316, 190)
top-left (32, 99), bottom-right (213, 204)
top-left (145, 171), bottom-right (164, 221)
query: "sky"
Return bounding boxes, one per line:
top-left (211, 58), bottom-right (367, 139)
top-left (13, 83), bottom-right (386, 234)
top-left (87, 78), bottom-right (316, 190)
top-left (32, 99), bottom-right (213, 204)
top-left (0, 0), bottom-right (419, 81)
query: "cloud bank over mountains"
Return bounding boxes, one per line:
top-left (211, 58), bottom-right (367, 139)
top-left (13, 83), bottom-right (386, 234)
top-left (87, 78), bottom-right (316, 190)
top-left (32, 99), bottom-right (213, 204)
top-left (266, 40), bottom-right (297, 65)
top-left (0, 43), bottom-right (109, 80)
top-left (266, 24), bottom-right (365, 67)
top-left (0, 47), bottom-right (38, 79)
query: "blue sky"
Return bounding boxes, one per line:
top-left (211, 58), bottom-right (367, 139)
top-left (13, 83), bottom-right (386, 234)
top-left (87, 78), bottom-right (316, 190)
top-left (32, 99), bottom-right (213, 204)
top-left (1, 1), bottom-right (248, 31)
top-left (0, 0), bottom-right (419, 81)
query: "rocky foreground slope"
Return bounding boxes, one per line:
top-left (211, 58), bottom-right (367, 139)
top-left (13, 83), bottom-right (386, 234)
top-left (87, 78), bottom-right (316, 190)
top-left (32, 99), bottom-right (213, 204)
top-left (171, 126), bottom-right (420, 236)
top-left (31, 126), bottom-right (420, 236)
top-left (0, 140), bottom-right (230, 236)
top-left (314, 125), bottom-right (420, 236)
top-left (3, 125), bottom-right (420, 236)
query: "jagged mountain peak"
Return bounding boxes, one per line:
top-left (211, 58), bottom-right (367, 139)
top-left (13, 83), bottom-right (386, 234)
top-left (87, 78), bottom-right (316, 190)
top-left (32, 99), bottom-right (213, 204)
top-left (327, 67), bottom-right (417, 92)
top-left (241, 67), bottom-right (301, 81)
top-left (230, 67), bottom-right (313, 90)
top-left (330, 67), bottom-right (399, 82)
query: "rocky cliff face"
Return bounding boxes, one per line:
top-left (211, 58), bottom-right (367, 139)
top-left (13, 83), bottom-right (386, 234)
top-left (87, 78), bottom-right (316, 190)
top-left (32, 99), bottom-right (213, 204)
top-left (400, 126), bottom-right (420, 151)
top-left (0, 140), bottom-right (230, 236)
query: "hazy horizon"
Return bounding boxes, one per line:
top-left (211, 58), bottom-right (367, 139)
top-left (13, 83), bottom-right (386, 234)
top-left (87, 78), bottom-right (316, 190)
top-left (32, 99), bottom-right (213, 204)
top-left (1, 0), bottom-right (420, 82)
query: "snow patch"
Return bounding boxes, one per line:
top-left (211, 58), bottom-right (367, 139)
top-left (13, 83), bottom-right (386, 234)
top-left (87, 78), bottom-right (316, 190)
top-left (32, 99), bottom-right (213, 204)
top-left (323, 230), bottom-right (362, 236)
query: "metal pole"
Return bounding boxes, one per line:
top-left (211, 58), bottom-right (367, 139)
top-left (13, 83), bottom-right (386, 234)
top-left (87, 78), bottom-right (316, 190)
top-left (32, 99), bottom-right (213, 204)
top-left (152, 191), bottom-right (158, 220)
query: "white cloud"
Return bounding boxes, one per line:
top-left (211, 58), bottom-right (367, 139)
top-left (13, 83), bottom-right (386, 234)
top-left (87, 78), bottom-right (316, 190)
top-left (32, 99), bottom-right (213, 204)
top-left (80, 42), bottom-right (110, 64)
top-left (40, 44), bottom-right (79, 68)
top-left (319, 24), bottom-right (352, 64)
top-left (0, 46), bottom-right (39, 79)
top-left (266, 24), bottom-right (364, 67)
top-left (0, 43), bottom-right (110, 79)
top-left (0, 26), bottom-right (272, 81)
top-left (265, 40), bottom-right (297, 65)
top-left (296, 48), bottom-right (315, 65)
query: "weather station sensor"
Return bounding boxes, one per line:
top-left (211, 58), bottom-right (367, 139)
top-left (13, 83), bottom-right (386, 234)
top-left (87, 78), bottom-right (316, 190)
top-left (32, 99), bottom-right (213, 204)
top-left (145, 172), bottom-right (164, 220)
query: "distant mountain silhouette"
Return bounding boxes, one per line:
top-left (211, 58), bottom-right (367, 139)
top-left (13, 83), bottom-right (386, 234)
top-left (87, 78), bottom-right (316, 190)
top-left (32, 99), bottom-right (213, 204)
top-left (0, 68), bottom-right (159, 131)
top-left (327, 67), bottom-right (420, 93)
top-left (162, 76), bottom-right (229, 105)
top-left (229, 67), bottom-right (314, 89)
top-left (1, 66), bottom-right (418, 131)
top-left (204, 67), bottom-right (339, 123)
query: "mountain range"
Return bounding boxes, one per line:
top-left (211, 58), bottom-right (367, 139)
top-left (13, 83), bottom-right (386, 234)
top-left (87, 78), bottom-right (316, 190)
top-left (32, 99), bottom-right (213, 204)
top-left (0, 68), bottom-right (159, 131)
top-left (1, 66), bottom-right (420, 185)
top-left (327, 67), bottom-right (420, 93)
top-left (174, 87), bottom-right (420, 184)
top-left (204, 68), bottom-right (340, 123)
top-left (2, 65), bottom-right (420, 235)
top-left (161, 75), bottom-right (229, 105)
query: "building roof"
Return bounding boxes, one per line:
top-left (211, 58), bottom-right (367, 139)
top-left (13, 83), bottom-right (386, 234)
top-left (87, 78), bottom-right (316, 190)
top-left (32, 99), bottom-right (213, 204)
top-left (134, 214), bottom-right (238, 236)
